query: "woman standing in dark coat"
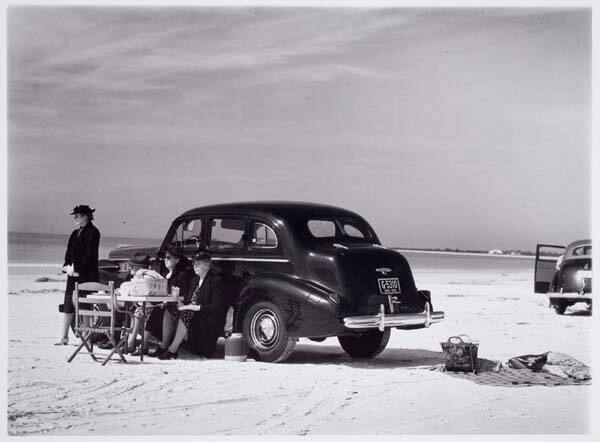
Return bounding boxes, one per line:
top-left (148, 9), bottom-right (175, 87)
top-left (56, 205), bottom-right (100, 345)
top-left (158, 251), bottom-right (228, 360)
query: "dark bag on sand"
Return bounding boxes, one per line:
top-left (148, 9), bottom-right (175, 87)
top-left (441, 335), bottom-right (479, 373)
top-left (508, 352), bottom-right (549, 372)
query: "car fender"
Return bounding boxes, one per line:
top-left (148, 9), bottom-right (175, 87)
top-left (235, 273), bottom-right (342, 338)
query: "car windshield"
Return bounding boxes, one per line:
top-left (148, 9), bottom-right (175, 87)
top-left (166, 218), bottom-right (203, 251)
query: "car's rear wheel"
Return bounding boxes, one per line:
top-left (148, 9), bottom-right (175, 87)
top-left (242, 300), bottom-right (297, 363)
top-left (338, 328), bottom-right (391, 358)
top-left (552, 302), bottom-right (567, 315)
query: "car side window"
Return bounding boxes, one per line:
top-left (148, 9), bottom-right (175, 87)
top-left (307, 220), bottom-right (336, 238)
top-left (169, 218), bottom-right (202, 250)
top-left (252, 222), bottom-right (278, 248)
top-left (209, 218), bottom-right (246, 250)
top-left (342, 223), bottom-right (365, 238)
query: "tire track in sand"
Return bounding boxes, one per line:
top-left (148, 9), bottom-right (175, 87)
top-left (238, 370), bottom-right (353, 435)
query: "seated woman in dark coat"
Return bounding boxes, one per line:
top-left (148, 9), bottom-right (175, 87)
top-left (138, 246), bottom-right (193, 356)
top-left (158, 251), bottom-right (228, 360)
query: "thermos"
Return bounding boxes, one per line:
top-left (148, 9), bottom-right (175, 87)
top-left (224, 333), bottom-right (248, 362)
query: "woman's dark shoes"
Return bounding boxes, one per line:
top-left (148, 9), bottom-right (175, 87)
top-left (148, 347), bottom-right (167, 358)
top-left (131, 347), bottom-right (149, 357)
top-left (53, 337), bottom-right (69, 346)
top-left (157, 350), bottom-right (178, 360)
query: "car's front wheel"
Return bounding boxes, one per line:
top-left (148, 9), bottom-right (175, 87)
top-left (338, 329), bottom-right (391, 358)
top-left (242, 300), bottom-right (297, 363)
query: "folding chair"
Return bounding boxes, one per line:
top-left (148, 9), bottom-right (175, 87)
top-left (67, 281), bottom-right (133, 365)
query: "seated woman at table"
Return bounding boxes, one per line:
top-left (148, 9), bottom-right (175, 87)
top-left (158, 251), bottom-right (227, 360)
top-left (141, 246), bottom-right (194, 357)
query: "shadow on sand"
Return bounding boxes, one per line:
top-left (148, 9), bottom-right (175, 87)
top-left (565, 309), bottom-right (592, 317)
top-left (206, 340), bottom-right (445, 368)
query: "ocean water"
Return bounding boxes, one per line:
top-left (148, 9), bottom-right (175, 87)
top-left (404, 250), bottom-right (532, 273)
top-left (8, 232), bottom-right (161, 265)
top-left (7, 232), bottom-right (533, 274)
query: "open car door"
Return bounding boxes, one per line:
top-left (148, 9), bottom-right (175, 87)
top-left (534, 244), bottom-right (566, 293)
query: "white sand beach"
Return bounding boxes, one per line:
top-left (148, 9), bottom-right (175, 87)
top-left (6, 4), bottom-right (595, 438)
top-left (7, 262), bottom-right (592, 436)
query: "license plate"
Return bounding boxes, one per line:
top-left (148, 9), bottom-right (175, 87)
top-left (378, 278), bottom-right (401, 295)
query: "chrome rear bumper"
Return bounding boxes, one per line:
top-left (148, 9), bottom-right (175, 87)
top-left (546, 292), bottom-right (592, 301)
top-left (343, 303), bottom-right (445, 331)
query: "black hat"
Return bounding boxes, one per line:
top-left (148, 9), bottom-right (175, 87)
top-left (70, 205), bottom-right (95, 216)
top-left (130, 253), bottom-right (150, 267)
top-left (192, 251), bottom-right (212, 262)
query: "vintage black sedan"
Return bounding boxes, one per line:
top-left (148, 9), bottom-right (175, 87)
top-left (99, 202), bottom-right (445, 362)
top-left (534, 239), bottom-right (592, 314)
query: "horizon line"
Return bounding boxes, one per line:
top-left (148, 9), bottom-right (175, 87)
top-left (7, 230), bottom-right (534, 254)
top-left (7, 230), bottom-right (163, 241)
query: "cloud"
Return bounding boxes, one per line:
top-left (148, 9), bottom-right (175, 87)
top-left (7, 7), bottom-right (591, 248)
top-left (9, 8), bottom-right (415, 111)
top-left (254, 63), bottom-right (388, 85)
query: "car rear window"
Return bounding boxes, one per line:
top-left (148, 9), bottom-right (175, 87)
top-left (306, 218), bottom-right (373, 241)
top-left (572, 245), bottom-right (592, 256)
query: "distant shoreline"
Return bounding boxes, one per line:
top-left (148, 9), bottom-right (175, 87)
top-left (8, 263), bottom-right (63, 267)
top-left (8, 248), bottom-right (535, 267)
top-left (9, 231), bottom-right (535, 256)
top-left (394, 249), bottom-right (535, 259)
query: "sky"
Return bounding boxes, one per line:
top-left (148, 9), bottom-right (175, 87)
top-left (6, 6), bottom-right (592, 251)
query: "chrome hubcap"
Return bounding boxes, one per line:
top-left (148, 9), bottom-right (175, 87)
top-left (250, 309), bottom-right (280, 350)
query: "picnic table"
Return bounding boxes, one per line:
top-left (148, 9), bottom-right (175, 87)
top-left (87, 293), bottom-right (183, 361)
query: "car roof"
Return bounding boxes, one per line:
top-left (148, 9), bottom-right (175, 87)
top-left (177, 201), bottom-right (366, 222)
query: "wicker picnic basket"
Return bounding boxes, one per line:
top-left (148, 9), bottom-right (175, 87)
top-left (440, 335), bottom-right (479, 373)
top-left (119, 279), bottom-right (168, 297)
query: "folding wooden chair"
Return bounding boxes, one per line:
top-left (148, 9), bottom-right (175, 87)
top-left (67, 281), bottom-right (133, 365)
